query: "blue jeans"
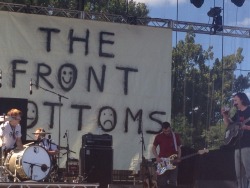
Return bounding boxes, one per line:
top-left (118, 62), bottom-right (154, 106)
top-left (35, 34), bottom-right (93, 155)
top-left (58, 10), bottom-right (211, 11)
top-left (235, 147), bottom-right (250, 188)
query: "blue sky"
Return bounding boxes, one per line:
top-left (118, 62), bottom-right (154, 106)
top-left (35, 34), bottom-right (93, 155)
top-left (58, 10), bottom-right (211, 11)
top-left (134, 0), bottom-right (250, 76)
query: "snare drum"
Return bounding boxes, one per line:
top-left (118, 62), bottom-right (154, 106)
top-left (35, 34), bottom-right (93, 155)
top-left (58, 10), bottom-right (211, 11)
top-left (5, 145), bottom-right (51, 181)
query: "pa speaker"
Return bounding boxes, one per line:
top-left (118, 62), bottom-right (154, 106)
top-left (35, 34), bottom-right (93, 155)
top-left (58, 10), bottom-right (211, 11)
top-left (80, 146), bottom-right (113, 188)
top-left (0, 97), bottom-right (27, 143)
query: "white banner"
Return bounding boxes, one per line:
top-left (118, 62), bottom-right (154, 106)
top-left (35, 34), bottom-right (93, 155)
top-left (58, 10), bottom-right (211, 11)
top-left (0, 11), bottom-right (172, 170)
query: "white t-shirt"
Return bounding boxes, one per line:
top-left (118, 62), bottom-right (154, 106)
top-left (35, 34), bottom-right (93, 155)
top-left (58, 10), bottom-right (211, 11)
top-left (0, 121), bottom-right (22, 150)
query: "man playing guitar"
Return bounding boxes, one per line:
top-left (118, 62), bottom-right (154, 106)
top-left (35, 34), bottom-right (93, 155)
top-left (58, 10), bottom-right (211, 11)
top-left (152, 122), bottom-right (181, 188)
top-left (222, 92), bottom-right (250, 188)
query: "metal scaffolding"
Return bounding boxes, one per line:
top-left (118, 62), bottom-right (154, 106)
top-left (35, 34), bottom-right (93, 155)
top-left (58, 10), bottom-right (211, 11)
top-left (0, 2), bottom-right (249, 38)
top-left (0, 182), bottom-right (99, 188)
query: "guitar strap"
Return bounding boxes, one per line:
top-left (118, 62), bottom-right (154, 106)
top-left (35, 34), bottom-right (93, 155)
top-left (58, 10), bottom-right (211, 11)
top-left (171, 131), bottom-right (177, 152)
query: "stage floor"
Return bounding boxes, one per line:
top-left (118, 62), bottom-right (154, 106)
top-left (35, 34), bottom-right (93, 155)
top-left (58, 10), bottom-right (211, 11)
top-left (0, 182), bottom-right (99, 188)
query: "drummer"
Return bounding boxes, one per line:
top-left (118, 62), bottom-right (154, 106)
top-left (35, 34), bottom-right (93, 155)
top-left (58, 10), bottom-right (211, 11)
top-left (0, 109), bottom-right (24, 159)
top-left (33, 128), bottom-right (59, 156)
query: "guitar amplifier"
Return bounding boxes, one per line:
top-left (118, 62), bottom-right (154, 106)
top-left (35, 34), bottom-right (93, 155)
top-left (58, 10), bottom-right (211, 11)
top-left (82, 133), bottom-right (112, 147)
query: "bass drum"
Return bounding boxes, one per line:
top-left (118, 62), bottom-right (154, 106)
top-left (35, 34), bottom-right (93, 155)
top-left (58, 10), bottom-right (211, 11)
top-left (5, 145), bottom-right (51, 181)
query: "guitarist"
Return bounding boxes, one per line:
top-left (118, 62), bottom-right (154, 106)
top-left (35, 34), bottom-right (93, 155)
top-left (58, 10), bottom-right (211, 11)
top-left (222, 92), bottom-right (250, 188)
top-left (152, 121), bottom-right (182, 188)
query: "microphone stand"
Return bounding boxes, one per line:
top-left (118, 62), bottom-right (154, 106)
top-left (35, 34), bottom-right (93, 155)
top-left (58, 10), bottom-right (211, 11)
top-left (31, 81), bottom-right (69, 166)
top-left (140, 123), bottom-right (152, 188)
top-left (238, 127), bottom-right (244, 188)
top-left (62, 130), bottom-right (76, 176)
top-left (23, 161), bottom-right (46, 179)
top-left (65, 130), bottom-right (69, 175)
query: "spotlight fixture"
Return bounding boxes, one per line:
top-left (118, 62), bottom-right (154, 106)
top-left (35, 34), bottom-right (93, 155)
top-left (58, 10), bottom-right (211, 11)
top-left (207, 7), bottom-right (223, 34)
top-left (231, 0), bottom-right (245, 7)
top-left (190, 0), bottom-right (204, 8)
top-left (207, 7), bottom-right (221, 17)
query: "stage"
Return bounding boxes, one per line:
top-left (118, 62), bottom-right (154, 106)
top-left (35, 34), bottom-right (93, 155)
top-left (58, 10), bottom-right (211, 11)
top-left (0, 182), bottom-right (99, 188)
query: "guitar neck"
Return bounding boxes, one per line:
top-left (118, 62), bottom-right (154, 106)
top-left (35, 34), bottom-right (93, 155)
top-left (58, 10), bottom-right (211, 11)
top-left (180, 152), bottom-right (199, 160)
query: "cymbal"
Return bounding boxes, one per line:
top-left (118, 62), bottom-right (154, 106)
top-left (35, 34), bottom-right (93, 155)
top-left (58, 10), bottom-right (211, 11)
top-left (32, 132), bottom-right (51, 134)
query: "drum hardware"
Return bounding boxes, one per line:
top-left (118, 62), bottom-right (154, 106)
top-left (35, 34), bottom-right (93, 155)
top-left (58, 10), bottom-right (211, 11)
top-left (62, 130), bottom-right (76, 177)
top-left (23, 142), bottom-right (35, 147)
top-left (0, 166), bottom-right (10, 182)
top-left (23, 161), bottom-right (49, 178)
top-left (5, 146), bottom-right (51, 181)
top-left (0, 165), bottom-right (21, 182)
top-left (67, 158), bottom-right (79, 176)
top-left (32, 132), bottom-right (51, 135)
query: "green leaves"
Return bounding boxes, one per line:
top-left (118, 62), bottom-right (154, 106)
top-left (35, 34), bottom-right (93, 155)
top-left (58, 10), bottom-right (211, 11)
top-left (172, 31), bottom-right (250, 149)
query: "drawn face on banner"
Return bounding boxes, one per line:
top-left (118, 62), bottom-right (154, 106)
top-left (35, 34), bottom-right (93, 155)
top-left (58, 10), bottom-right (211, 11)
top-left (58, 63), bottom-right (77, 91)
top-left (98, 107), bottom-right (116, 131)
top-left (27, 101), bottom-right (38, 129)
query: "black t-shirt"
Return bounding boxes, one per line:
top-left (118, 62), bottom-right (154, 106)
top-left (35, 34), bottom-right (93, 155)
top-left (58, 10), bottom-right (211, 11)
top-left (232, 106), bottom-right (250, 149)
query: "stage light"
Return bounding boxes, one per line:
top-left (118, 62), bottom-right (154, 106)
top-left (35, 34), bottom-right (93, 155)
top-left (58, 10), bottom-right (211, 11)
top-left (207, 7), bottom-right (221, 18)
top-left (207, 7), bottom-right (223, 34)
top-left (231, 0), bottom-right (245, 7)
top-left (190, 0), bottom-right (204, 8)
top-left (214, 15), bottom-right (223, 32)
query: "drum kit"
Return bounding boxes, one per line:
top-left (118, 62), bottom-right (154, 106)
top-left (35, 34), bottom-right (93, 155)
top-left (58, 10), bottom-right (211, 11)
top-left (0, 127), bottom-right (80, 183)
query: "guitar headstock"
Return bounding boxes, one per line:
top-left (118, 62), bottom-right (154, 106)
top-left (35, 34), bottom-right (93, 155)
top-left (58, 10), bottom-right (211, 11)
top-left (197, 148), bottom-right (209, 155)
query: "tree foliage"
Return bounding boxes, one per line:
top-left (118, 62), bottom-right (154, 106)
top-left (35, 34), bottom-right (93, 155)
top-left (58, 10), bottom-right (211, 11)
top-left (172, 29), bottom-right (250, 149)
top-left (83, 0), bottom-right (149, 17)
top-left (1, 0), bottom-right (149, 17)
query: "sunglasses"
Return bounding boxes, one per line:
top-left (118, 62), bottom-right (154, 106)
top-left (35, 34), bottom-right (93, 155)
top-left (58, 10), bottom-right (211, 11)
top-left (11, 116), bottom-right (21, 121)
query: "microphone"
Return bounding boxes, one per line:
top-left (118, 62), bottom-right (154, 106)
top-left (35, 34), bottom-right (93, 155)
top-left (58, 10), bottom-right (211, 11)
top-left (29, 79), bottom-right (32, 95)
top-left (0, 69), bottom-right (2, 88)
top-left (63, 131), bottom-right (67, 138)
top-left (48, 134), bottom-right (52, 145)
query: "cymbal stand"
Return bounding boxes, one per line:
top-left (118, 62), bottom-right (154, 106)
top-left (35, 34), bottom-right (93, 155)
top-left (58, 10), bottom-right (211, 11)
top-left (4, 167), bottom-right (20, 182)
top-left (65, 130), bottom-right (70, 175)
top-left (0, 118), bottom-right (8, 182)
top-left (0, 151), bottom-right (5, 182)
top-left (0, 115), bottom-right (6, 167)
top-left (31, 81), bottom-right (69, 166)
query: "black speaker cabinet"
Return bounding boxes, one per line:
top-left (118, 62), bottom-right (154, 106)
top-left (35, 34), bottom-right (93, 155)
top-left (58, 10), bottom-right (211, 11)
top-left (0, 97), bottom-right (27, 143)
top-left (82, 133), bottom-right (113, 147)
top-left (194, 180), bottom-right (237, 188)
top-left (80, 146), bottom-right (113, 188)
top-left (194, 148), bottom-right (236, 181)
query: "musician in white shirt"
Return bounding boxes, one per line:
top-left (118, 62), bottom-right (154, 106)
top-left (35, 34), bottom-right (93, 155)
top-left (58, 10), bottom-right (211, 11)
top-left (0, 109), bottom-right (23, 153)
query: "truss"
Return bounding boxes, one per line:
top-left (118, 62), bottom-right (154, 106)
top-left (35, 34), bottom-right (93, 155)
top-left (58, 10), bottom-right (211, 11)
top-left (0, 2), bottom-right (249, 38)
